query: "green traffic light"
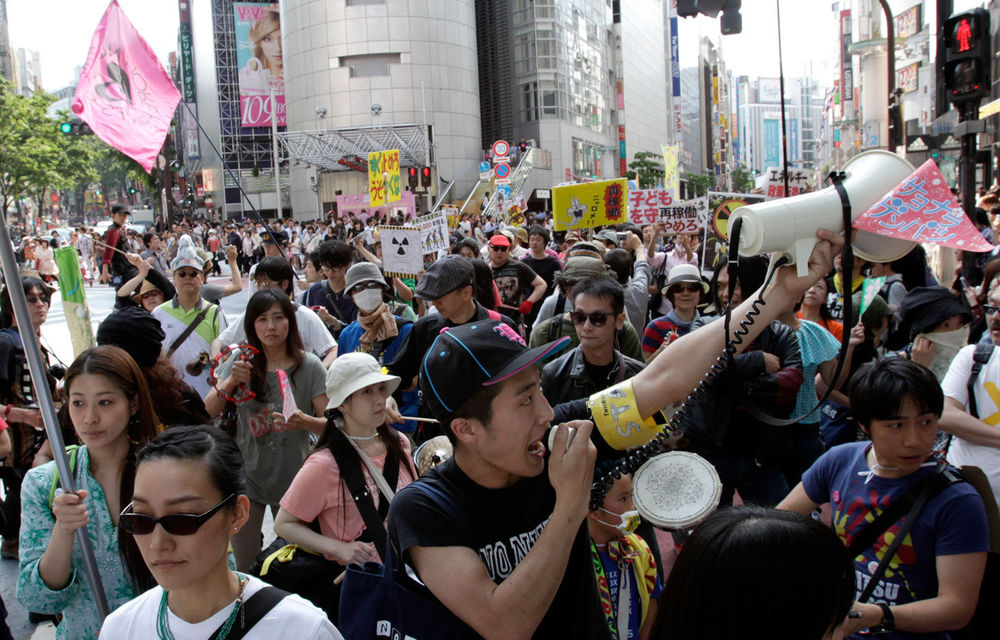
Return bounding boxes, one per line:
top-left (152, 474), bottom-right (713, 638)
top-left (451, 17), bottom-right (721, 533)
top-left (59, 122), bottom-right (73, 134)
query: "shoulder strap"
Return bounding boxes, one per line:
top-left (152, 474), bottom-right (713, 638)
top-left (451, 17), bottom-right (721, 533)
top-left (968, 343), bottom-right (995, 419)
top-left (322, 282), bottom-right (346, 321)
top-left (208, 586), bottom-right (290, 640)
top-left (166, 304), bottom-right (215, 359)
top-left (329, 440), bottom-right (396, 560)
top-left (48, 445), bottom-right (80, 508)
top-left (548, 314), bottom-right (564, 342)
top-left (857, 465), bottom-right (962, 603)
top-left (554, 293), bottom-right (567, 316)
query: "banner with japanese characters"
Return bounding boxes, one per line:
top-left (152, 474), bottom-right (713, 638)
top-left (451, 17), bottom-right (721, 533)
top-left (628, 190), bottom-right (708, 234)
top-left (415, 211), bottom-right (449, 253)
top-left (552, 179), bottom-right (628, 231)
top-left (853, 160), bottom-right (992, 252)
top-left (763, 166), bottom-right (811, 199)
top-left (368, 149), bottom-right (401, 208)
top-left (662, 144), bottom-right (680, 195)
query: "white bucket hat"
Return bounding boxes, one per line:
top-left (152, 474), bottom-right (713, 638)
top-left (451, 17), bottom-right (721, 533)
top-left (325, 352), bottom-right (401, 409)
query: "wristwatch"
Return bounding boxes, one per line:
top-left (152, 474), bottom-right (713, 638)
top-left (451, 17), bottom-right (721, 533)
top-left (872, 603), bottom-right (895, 633)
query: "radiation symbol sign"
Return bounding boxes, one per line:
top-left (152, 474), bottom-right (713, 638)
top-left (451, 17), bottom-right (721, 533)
top-left (711, 198), bottom-right (750, 241)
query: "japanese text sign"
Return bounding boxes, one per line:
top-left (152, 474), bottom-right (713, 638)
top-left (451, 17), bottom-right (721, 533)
top-left (368, 149), bottom-right (401, 208)
top-left (853, 160), bottom-right (992, 252)
top-left (628, 192), bottom-right (708, 236)
top-left (414, 211), bottom-right (449, 253)
top-left (764, 166), bottom-right (811, 200)
top-left (552, 179), bottom-right (628, 231)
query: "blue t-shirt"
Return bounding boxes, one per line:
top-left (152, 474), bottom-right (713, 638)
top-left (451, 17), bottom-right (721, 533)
top-left (791, 320), bottom-right (841, 422)
top-left (338, 320), bottom-right (418, 432)
top-left (802, 442), bottom-right (988, 640)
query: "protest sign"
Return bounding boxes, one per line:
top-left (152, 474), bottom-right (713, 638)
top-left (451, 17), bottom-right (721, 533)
top-left (662, 144), bottom-right (680, 195)
top-left (54, 247), bottom-right (95, 357)
top-left (763, 166), bottom-right (810, 199)
top-left (701, 192), bottom-right (766, 274)
top-left (628, 191), bottom-right (708, 235)
top-left (368, 149), bottom-right (401, 208)
top-left (415, 211), bottom-right (449, 253)
top-left (552, 179), bottom-right (628, 231)
top-left (380, 226), bottom-right (423, 277)
top-left (853, 160), bottom-right (993, 252)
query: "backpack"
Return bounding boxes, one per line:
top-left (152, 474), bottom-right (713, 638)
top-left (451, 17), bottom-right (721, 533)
top-left (967, 343), bottom-right (995, 419)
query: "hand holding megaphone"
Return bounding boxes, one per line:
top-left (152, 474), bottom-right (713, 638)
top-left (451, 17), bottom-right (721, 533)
top-left (730, 151), bottom-right (917, 276)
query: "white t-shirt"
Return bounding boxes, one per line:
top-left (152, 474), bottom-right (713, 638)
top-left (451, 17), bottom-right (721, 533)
top-left (218, 304), bottom-right (336, 359)
top-left (942, 343), bottom-right (1000, 505)
top-left (98, 575), bottom-right (343, 640)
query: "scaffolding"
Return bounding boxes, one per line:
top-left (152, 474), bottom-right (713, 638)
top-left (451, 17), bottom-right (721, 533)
top-left (276, 124), bottom-right (432, 172)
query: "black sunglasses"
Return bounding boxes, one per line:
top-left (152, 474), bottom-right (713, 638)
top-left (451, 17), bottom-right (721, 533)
top-left (569, 310), bottom-right (615, 327)
top-left (25, 295), bottom-right (50, 305)
top-left (349, 281), bottom-right (384, 295)
top-left (175, 270), bottom-right (201, 279)
top-left (490, 245), bottom-right (509, 252)
top-left (670, 283), bottom-right (702, 294)
top-left (120, 494), bottom-right (236, 536)
top-left (984, 305), bottom-right (1000, 316)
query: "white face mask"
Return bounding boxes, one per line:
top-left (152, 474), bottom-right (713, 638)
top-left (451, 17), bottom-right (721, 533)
top-left (353, 288), bottom-right (384, 313)
top-left (597, 508), bottom-right (642, 535)
top-left (919, 325), bottom-right (970, 382)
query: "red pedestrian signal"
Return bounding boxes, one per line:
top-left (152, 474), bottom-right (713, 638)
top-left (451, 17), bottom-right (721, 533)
top-left (421, 166), bottom-right (432, 188)
top-left (943, 9), bottom-right (990, 106)
top-left (407, 167), bottom-right (418, 189)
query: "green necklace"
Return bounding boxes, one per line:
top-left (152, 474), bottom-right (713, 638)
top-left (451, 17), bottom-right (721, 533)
top-left (156, 572), bottom-right (249, 640)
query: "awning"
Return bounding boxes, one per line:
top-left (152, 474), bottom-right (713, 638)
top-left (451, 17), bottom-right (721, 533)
top-left (276, 123), bottom-right (430, 172)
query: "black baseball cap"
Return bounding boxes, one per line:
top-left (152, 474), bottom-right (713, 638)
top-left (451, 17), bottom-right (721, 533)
top-left (420, 320), bottom-right (569, 419)
top-left (414, 255), bottom-right (475, 300)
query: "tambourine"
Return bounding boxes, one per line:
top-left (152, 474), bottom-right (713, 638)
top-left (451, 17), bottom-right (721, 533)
top-left (632, 451), bottom-right (721, 530)
top-left (412, 435), bottom-right (453, 476)
top-left (208, 343), bottom-right (259, 404)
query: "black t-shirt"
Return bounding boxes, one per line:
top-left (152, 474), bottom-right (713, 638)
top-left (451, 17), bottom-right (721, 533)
top-left (491, 259), bottom-right (538, 307)
top-left (386, 302), bottom-right (516, 384)
top-left (388, 457), bottom-right (605, 639)
top-left (520, 255), bottom-right (561, 293)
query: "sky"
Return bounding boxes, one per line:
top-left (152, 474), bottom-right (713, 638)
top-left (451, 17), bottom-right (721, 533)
top-left (6, 0), bottom-right (991, 93)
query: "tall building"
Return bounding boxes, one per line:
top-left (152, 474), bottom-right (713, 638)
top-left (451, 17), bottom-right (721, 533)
top-left (0, 0), bottom-right (13, 85)
top-left (735, 76), bottom-right (824, 176)
top-left (14, 47), bottom-right (41, 95)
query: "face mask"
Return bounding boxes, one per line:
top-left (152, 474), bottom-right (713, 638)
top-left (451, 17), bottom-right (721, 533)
top-left (353, 288), bottom-right (383, 313)
top-left (597, 508), bottom-right (641, 535)
top-left (918, 325), bottom-right (970, 382)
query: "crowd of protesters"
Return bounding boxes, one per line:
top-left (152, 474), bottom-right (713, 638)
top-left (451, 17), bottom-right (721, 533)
top-left (0, 188), bottom-right (998, 639)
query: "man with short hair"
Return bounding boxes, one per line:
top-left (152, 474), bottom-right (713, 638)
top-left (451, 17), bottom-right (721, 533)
top-left (488, 234), bottom-right (546, 318)
top-left (386, 227), bottom-right (842, 638)
top-left (152, 237), bottom-right (228, 397)
top-left (99, 205), bottom-right (131, 285)
top-left (303, 239), bottom-right (356, 338)
top-left (520, 225), bottom-right (561, 296)
top-left (140, 232), bottom-right (169, 274)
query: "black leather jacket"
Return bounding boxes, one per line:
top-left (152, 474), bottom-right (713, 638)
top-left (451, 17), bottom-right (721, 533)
top-left (540, 346), bottom-right (646, 406)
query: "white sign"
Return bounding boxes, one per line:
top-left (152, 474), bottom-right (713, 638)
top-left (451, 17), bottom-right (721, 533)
top-left (492, 140), bottom-right (510, 158)
top-left (380, 226), bottom-right (423, 276)
top-left (628, 194), bottom-right (708, 234)
top-left (764, 166), bottom-right (810, 199)
top-left (536, 189), bottom-right (550, 199)
top-left (414, 211), bottom-right (449, 253)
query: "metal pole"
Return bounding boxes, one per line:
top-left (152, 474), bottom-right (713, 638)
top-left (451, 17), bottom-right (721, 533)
top-left (878, 0), bottom-right (899, 149)
top-left (960, 104), bottom-right (977, 282)
top-left (0, 213), bottom-right (109, 619)
top-left (270, 88), bottom-right (282, 221)
top-left (421, 81), bottom-right (432, 213)
top-left (776, 0), bottom-right (790, 196)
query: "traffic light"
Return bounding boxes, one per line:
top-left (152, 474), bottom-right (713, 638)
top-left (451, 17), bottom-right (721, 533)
top-left (59, 119), bottom-right (93, 135)
top-left (942, 9), bottom-right (991, 106)
top-left (421, 166), bottom-right (432, 188)
top-left (407, 167), bottom-right (418, 189)
top-left (128, 187), bottom-right (137, 195)
top-left (675, 0), bottom-right (741, 34)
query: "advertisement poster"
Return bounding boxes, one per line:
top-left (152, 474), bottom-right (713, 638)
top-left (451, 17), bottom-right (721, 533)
top-left (233, 2), bottom-right (285, 127)
top-left (701, 192), bottom-right (765, 274)
top-left (335, 192), bottom-right (416, 220)
top-left (552, 179), bottom-right (628, 231)
top-left (662, 144), bottom-right (680, 195)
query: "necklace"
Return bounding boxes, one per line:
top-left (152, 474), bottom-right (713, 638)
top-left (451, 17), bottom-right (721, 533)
top-left (156, 573), bottom-right (249, 640)
top-left (345, 432), bottom-right (379, 441)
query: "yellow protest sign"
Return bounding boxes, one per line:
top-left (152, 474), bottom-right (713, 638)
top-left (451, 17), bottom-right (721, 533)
top-left (662, 144), bottom-right (679, 195)
top-left (368, 149), bottom-right (401, 208)
top-left (552, 179), bottom-right (628, 231)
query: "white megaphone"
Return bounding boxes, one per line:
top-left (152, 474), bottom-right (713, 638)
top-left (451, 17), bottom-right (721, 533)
top-left (730, 150), bottom-right (917, 276)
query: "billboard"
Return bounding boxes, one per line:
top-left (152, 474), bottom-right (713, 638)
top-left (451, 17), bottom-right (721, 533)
top-left (233, 2), bottom-right (285, 127)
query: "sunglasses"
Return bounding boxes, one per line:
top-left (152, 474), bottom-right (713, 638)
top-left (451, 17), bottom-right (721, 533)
top-left (983, 304), bottom-right (1000, 316)
top-left (670, 283), bottom-right (702, 294)
top-left (568, 310), bottom-right (615, 327)
top-left (119, 494), bottom-right (236, 536)
top-left (25, 295), bottom-right (50, 305)
top-left (490, 245), bottom-right (509, 252)
top-left (350, 281), bottom-right (384, 295)
top-left (175, 270), bottom-right (201, 279)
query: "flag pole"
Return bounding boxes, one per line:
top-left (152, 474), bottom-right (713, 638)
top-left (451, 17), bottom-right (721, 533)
top-left (0, 214), bottom-right (110, 619)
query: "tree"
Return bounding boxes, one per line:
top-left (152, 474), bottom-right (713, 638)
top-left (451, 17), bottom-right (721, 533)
top-left (628, 151), bottom-right (665, 189)
top-left (0, 81), bottom-right (64, 222)
top-left (730, 164), bottom-right (754, 193)
top-left (687, 172), bottom-right (715, 197)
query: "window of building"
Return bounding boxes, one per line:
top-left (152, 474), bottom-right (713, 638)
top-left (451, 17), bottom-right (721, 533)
top-left (340, 53), bottom-right (400, 77)
top-left (346, 0), bottom-right (384, 4)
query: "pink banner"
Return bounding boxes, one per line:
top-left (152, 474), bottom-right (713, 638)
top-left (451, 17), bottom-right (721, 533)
top-left (335, 192), bottom-right (416, 221)
top-left (853, 160), bottom-right (993, 252)
top-left (240, 94), bottom-right (286, 127)
top-left (72, 0), bottom-right (181, 173)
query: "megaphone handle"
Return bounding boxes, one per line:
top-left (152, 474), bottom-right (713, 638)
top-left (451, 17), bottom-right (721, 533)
top-left (793, 238), bottom-right (817, 277)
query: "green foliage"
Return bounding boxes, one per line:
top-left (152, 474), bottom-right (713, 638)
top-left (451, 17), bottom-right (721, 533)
top-left (628, 151), bottom-right (664, 189)
top-left (730, 164), bottom-right (754, 193)
top-left (686, 172), bottom-right (716, 197)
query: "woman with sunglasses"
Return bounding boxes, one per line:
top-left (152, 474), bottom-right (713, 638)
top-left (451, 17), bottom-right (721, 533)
top-left (101, 424), bottom-right (343, 639)
top-left (205, 288), bottom-right (328, 571)
top-left (273, 353), bottom-right (417, 620)
top-left (16, 346), bottom-right (160, 639)
top-left (642, 264), bottom-right (707, 363)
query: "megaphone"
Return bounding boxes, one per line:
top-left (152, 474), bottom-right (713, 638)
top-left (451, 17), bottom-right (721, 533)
top-left (731, 150), bottom-right (917, 275)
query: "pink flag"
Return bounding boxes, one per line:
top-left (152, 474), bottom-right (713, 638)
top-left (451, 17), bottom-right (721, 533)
top-left (72, 0), bottom-right (181, 173)
top-left (853, 159), bottom-right (993, 253)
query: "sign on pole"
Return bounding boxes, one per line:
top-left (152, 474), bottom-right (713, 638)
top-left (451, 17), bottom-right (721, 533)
top-left (628, 192), bottom-right (708, 235)
top-left (552, 179), bottom-right (628, 231)
top-left (380, 226), bottom-right (423, 277)
top-left (414, 211), bottom-right (449, 253)
top-left (368, 149), bottom-right (401, 208)
top-left (492, 140), bottom-right (510, 159)
top-left (764, 166), bottom-right (810, 199)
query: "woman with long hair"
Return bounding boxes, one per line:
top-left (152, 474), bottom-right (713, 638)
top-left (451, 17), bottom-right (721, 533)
top-left (16, 346), bottom-right (160, 639)
top-left (205, 288), bottom-right (328, 571)
top-left (250, 10), bottom-right (282, 88)
top-left (798, 276), bottom-right (844, 341)
top-left (99, 425), bottom-right (342, 639)
top-left (273, 353), bottom-right (417, 618)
